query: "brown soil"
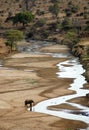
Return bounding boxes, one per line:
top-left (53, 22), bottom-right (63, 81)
top-left (0, 44), bottom-right (88, 130)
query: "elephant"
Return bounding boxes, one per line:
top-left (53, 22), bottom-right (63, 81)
top-left (24, 99), bottom-right (34, 111)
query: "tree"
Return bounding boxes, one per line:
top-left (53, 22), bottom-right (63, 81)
top-left (65, 29), bottom-right (79, 48)
top-left (5, 30), bottom-right (23, 51)
top-left (13, 12), bottom-right (34, 27)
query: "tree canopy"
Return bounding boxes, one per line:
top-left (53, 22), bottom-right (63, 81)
top-left (5, 30), bottom-right (23, 51)
top-left (6, 11), bottom-right (34, 27)
top-left (13, 12), bottom-right (34, 26)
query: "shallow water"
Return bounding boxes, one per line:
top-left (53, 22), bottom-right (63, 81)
top-left (29, 53), bottom-right (89, 129)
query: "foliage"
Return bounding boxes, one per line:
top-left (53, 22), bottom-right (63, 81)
top-left (5, 30), bottom-right (23, 51)
top-left (56, 23), bottom-right (62, 30)
top-left (71, 5), bottom-right (79, 13)
top-left (66, 11), bottom-right (72, 17)
top-left (65, 29), bottom-right (79, 47)
top-left (62, 18), bottom-right (72, 30)
top-left (41, 30), bottom-right (49, 38)
top-left (36, 9), bottom-right (45, 15)
top-left (35, 18), bottom-right (46, 27)
top-left (65, 5), bottom-right (78, 17)
top-left (15, 0), bottom-right (20, 2)
top-left (86, 46), bottom-right (89, 56)
top-left (12, 12), bottom-right (34, 26)
top-left (85, 21), bottom-right (89, 31)
top-left (65, 29), bottom-right (78, 40)
top-left (66, 29), bottom-right (77, 39)
top-left (49, 3), bottom-right (59, 17)
top-left (51, 0), bottom-right (59, 3)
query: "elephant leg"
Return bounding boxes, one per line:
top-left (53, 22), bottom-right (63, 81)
top-left (30, 103), bottom-right (32, 111)
top-left (25, 100), bottom-right (28, 106)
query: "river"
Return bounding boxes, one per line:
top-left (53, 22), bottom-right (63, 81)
top-left (1, 41), bottom-right (89, 129)
top-left (24, 41), bottom-right (89, 130)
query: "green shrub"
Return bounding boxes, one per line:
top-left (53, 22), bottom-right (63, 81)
top-left (5, 30), bottom-right (23, 51)
top-left (35, 19), bottom-right (46, 27)
top-left (41, 30), bottom-right (49, 38)
top-left (62, 18), bottom-right (72, 30)
top-left (71, 5), bottom-right (78, 13)
top-left (86, 46), bottom-right (89, 56)
top-left (65, 29), bottom-right (79, 47)
top-left (36, 9), bottom-right (45, 15)
top-left (51, 0), bottom-right (59, 3)
top-left (49, 3), bottom-right (59, 17)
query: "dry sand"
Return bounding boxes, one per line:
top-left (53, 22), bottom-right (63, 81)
top-left (0, 45), bottom-right (88, 130)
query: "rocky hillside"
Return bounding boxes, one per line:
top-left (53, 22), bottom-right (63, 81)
top-left (0, 0), bottom-right (89, 81)
top-left (0, 0), bottom-right (89, 38)
top-left (0, 0), bottom-right (89, 55)
top-left (0, 0), bottom-right (89, 21)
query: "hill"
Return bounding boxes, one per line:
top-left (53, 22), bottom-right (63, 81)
top-left (0, 0), bottom-right (89, 21)
top-left (0, 0), bottom-right (89, 60)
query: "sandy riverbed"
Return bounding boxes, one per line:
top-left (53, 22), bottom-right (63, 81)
top-left (0, 44), bottom-right (88, 130)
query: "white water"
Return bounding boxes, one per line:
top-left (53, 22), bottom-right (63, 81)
top-left (27, 54), bottom-right (89, 127)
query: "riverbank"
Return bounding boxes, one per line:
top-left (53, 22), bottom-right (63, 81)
top-left (0, 44), bottom-right (88, 130)
top-left (71, 38), bottom-right (89, 83)
top-left (0, 38), bottom-right (10, 58)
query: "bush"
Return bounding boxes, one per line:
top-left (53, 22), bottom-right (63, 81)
top-left (36, 9), bottom-right (45, 15)
top-left (49, 3), bottom-right (59, 17)
top-left (35, 19), bottom-right (46, 27)
top-left (51, 0), bottom-right (59, 3)
top-left (56, 23), bottom-right (62, 30)
top-left (41, 30), bottom-right (49, 38)
top-left (65, 29), bottom-right (79, 47)
top-left (71, 6), bottom-right (78, 13)
top-left (62, 18), bottom-right (72, 30)
top-left (86, 46), bottom-right (89, 56)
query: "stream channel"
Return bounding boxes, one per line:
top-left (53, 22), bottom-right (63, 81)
top-left (33, 58), bottom-right (89, 129)
top-left (1, 40), bottom-right (89, 129)
top-left (24, 40), bottom-right (89, 129)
